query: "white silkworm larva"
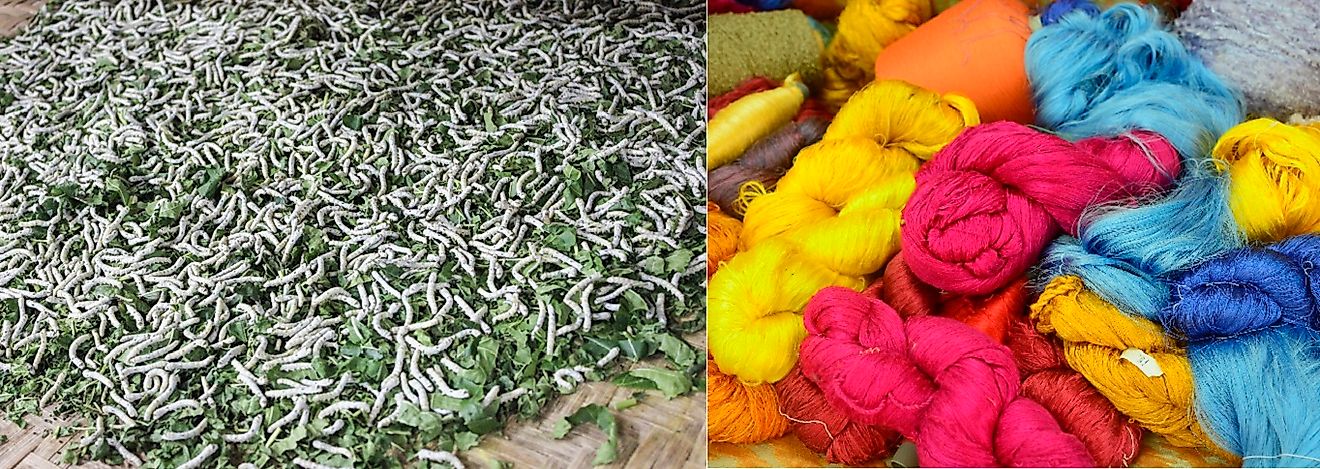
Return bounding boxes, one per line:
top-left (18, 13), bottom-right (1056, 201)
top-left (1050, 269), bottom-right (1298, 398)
top-left (417, 449), bottom-right (465, 469)
top-left (313, 440), bottom-right (354, 460)
top-left (159, 418), bottom-right (208, 441)
top-left (222, 415), bottom-right (263, 443)
top-left (293, 458), bottom-right (345, 469)
top-left (176, 444), bottom-right (218, 469)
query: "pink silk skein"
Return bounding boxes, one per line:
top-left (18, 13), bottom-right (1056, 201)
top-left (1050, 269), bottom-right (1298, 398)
top-left (799, 287), bottom-right (1096, 467)
top-left (900, 121), bottom-right (1181, 295)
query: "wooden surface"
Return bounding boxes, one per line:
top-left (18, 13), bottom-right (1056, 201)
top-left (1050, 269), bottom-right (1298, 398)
top-left (0, 0), bottom-right (42, 37)
top-left (0, 3), bottom-right (706, 467)
top-left (2, 382), bottom-right (705, 469)
top-left (708, 432), bottom-right (1241, 468)
top-left (0, 413), bottom-right (118, 469)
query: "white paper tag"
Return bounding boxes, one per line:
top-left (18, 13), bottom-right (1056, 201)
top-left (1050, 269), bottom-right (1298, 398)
top-left (1120, 348), bottom-right (1164, 378)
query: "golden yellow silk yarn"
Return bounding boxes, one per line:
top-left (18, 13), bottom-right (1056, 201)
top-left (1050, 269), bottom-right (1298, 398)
top-left (1031, 275), bottom-right (1214, 450)
top-left (820, 0), bottom-right (932, 108)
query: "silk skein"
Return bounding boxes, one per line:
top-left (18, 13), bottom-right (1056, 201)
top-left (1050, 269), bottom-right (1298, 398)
top-left (799, 287), bottom-right (1096, 467)
top-left (708, 118), bottom-right (829, 217)
top-left (775, 368), bottom-right (903, 465)
top-left (1163, 236), bottom-right (1320, 466)
top-left (879, 252), bottom-right (1023, 344)
top-left (708, 74), bottom-right (808, 170)
top-left (872, 0), bottom-right (1036, 124)
top-left (1176, 0), bottom-right (1320, 118)
top-left (708, 76), bottom-right (832, 122)
top-left (880, 253), bottom-right (1142, 467)
top-left (901, 121), bottom-right (1181, 295)
top-left (708, 10), bottom-right (826, 96)
top-left (819, 0), bottom-right (931, 108)
top-left (1007, 320), bottom-right (1144, 467)
top-left (709, 76), bottom-right (780, 119)
top-left (1027, 3), bottom-right (1242, 163)
top-left (1214, 118), bottom-right (1320, 242)
top-left (708, 240), bottom-right (864, 384)
top-left (707, 202), bottom-right (742, 278)
top-left (707, 358), bottom-right (791, 443)
top-left (739, 80), bottom-right (978, 277)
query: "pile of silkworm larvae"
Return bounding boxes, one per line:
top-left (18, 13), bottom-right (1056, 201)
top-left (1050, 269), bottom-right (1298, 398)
top-left (0, 0), bottom-right (704, 467)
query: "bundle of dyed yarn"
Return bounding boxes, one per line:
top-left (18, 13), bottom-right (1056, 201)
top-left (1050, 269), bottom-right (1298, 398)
top-left (776, 368), bottom-right (904, 464)
top-left (706, 0), bottom-right (1320, 467)
top-left (799, 287), bottom-right (1096, 467)
top-left (1163, 236), bottom-right (1320, 465)
top-left (901, 121), bottom-right (1181, 294)
top-left (818, 0), bottom-right (931, 108)
top-left (738, 80), bottom-right (976, 276)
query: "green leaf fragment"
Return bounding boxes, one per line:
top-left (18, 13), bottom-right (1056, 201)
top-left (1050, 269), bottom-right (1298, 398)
top-left (618, 368), bottom-right (692, 399)
top-left (554, 404), bottom-right (619, 466)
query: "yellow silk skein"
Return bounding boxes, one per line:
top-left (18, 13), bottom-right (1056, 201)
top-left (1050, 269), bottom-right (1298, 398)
top-left (1214, 118), bottom-right (1320, 242)
top-left (707, 73), bottom-right (808, 170)
top-left (820, 0), bottom-right (931, 108)
top-left (708, 240), bottom-right (864, 384)
top-left (1032, 275), bottom-right (1214, 449)
top-left (739, 80), bottom-right (978, 277)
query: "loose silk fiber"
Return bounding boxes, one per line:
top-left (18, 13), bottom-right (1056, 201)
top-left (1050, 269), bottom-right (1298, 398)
top-left (819, 0), bottom-right (932, 108)
top-left (1176, 0), bottom-right (1320, 118)
top-left (872, 0), bottom-right (1035, 124)
top-left (708, 10), bottom-right (826, 96)
top-left (799, 287), bottom-right (1096, 467)
top-left (739, 80), bottom-right (978, 277)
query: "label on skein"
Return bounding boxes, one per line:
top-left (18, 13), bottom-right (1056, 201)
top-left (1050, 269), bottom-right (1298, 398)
top-left (1121, 348), bottom-right (1164, 377)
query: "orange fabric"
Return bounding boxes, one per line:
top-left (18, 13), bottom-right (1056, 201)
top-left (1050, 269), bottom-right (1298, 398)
top-left (872, 0), bottom-right (1035, 124)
